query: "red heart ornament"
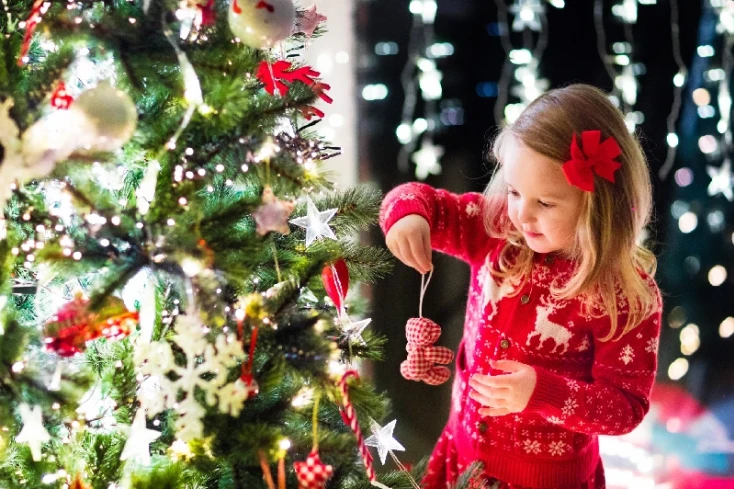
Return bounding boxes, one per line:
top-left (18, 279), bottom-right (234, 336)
top-left (321, 258), bottom-right (349, 312)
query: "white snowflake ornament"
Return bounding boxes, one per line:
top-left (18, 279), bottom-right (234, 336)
top-left (174, 397), bottom-right (207, 441)
top-left (15, 404), bottom-right (51, 461)
top-left (134, 312), bottom-right (246, 441)
top-left (218, 378), bottom-right (250, 417)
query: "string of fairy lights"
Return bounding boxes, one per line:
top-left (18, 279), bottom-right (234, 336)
top-left (666, 0), bottom-right (734, 385)
top-left (360, 2), bottom-right (734, 484)
top-left (363, 0), bottom-right (734, 383)
top-left (596, 0), bottom-right (646, 133)
top-left (494, 0), bottom-right (553, 126)
top-left (394, 0), bottom-right (447, 180)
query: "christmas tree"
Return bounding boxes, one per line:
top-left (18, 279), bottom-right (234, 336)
top-left (0, 1), bottom-right (416, 488)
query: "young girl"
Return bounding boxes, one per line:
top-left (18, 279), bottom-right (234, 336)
top-left (379, 84), bottom-right (662, 489)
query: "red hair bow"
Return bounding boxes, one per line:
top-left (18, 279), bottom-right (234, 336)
top-left (562, 130), bottom-right (622, 192)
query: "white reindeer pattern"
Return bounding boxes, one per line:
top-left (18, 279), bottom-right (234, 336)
top-left (526, 296), bottom-right (572, 354)
top-left (479, 260), bottom-right (517, 311)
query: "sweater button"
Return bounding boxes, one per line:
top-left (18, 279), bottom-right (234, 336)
top-left (500, 339), bottom-right (510, 349)
top-left (520, 294), bottom-right (530, 304)
top-left (477, 421), bottom-right (488, 433)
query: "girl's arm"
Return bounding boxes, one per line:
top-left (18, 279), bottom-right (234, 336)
top-left (379, 182), bottom-right (496, 264)
top-left (524, 296), bottom-right (662, 435)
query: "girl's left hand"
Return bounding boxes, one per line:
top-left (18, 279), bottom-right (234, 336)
top-left (468, 360), bottom-right (537, 416)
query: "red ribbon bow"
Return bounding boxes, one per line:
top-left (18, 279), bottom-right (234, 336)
top-left (256, 60), bottom-right (333, 107)
top-left (562, 130), bottom-right (622, 192)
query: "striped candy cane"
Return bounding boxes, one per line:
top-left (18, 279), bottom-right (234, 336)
top-left (338, 371), bottom-right (390, 489)
top-left (18, 0), bottom-right (49, 66)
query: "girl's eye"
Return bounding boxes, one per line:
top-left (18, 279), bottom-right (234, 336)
top-left (538, 201), bottom-right (554, 209)
top-left (508, 189), bottom-right (519, 197)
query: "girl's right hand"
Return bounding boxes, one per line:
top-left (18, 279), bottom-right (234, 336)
top-left (385, 215), bottom-right (433, 274)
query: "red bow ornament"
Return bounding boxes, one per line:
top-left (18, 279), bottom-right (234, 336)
top-left (256, 60), bottom-right (332, 104)
top-left (562, 130), bottom-right (622, 192)
top-left (400, 317), bottom-right (454, 385)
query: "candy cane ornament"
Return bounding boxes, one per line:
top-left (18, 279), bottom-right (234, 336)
top-left (18, 0), bottom-right (50, 66)
top-left (338, 371), bottom-right (390, 489)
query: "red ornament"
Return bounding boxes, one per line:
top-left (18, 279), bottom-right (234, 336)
top-left (238, 372), bottom-right (260, 397)
top-left (256, 0), bottom-right (275, 12)
top-left (256, 60), bottom-right (333, 104)
top-left (199, 0), bottom-right (216, 26)
top-left (238, 319), bottom-right (260, 397)
top-left (321, 258), bottom-right (349, 313)
top-left (17, 0), bottom-right (48, 66)
top-left (338, 371), bottom-right (379, 485)
top-left (562, 130), bottom-right (622, 192)
top-left (310, 82), bottom-right (333, 104)
top-left (298, 105), bottom-right (324, 120)
top-left (43, 293), bottom-right (138, 357)
top-left (50, 82), bottom-right (74, 110)
top-left (294, 450), bottom-right (334, 489)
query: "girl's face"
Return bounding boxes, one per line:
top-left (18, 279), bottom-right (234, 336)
top-left (501, 135), bottom-right (585, 255)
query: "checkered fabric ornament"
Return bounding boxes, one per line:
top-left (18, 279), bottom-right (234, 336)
top-left (293, 449), bottom-right (333, 489)
top-left (400, 317), bottom-right (454, 385)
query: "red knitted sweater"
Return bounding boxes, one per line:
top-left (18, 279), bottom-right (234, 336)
top-left (380, 183), bottom-right (662, 489)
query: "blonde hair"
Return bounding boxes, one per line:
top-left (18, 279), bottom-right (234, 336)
top-left (483, 84), bottom-right (658, 342)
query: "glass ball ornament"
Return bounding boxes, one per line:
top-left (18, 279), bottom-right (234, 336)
top-left (228, 0), bottom-right (296, 49)
top-left (71, 81), bottom-right (138, 152)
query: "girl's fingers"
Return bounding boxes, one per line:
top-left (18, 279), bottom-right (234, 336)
top-left (396, 237), bottom-right (421, 272)
top-left (407, 233), bottom-right (431, 274)
top-left (469, 389), bottom-right (508, 409)
top-left (422, 230), bottom-right (432, 272)
top-left (479, 407), bottom-right (511, 417)
top-left (469, 375), bottom-right (511, 396)
top-left (469, 381), bottom-right (511, 401)
top-left (386, 238), bottom-right (403, 265)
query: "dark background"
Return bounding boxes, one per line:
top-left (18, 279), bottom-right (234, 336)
top-left (354, 0), bottom-right (725, 464)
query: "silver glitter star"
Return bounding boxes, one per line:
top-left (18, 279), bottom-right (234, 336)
top-left (365, 419), bottom-right (405, 465)
top-left (289, 196), bottom-right (338, 247)
top-left (339, 315), bottom-right (372, 346)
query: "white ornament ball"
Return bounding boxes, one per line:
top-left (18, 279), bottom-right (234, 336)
top-left (71, 81), bottom-right (138, 152)
top-left (228, 0), bottom-right (295, 49)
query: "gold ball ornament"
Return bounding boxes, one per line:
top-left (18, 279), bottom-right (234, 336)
top-left (244, 293), bottom-right (266, 320)
top-left (228, 0), bottom-right (296, 49)
top-left (71, 81), bottom-right (138, 152)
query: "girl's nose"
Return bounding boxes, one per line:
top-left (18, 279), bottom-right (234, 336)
top-left (517, 202), bottom-right (535, 223)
